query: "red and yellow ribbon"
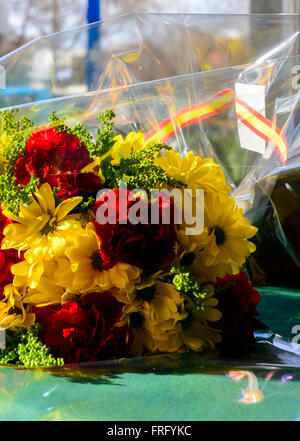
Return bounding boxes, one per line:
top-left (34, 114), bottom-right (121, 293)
top-left (235, 97), bottom-right (288, 164)
top-left (146, 87), bottom-right (288, 164)
top-left (146, 88), bottom-right (235, 144)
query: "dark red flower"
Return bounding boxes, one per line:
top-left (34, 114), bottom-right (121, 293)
top-left (215, 271), bottom-right (264, 351)
top-left (33, 291), bottom-right (131, 363)
top-left (0, 207), bottom-right (12, 244)
top-left (0, 207), bottom-right (22, 298)
top-left (93, 188), bottom-right (177, 273)
top-left (0, 250), bottom-right (20, 298)
top-left (14, 128), bottom-right (102, 198)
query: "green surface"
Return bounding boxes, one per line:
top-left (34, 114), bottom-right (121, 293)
top-left (0, 287), bottom-right (299, 421)
top-left (256, 286), bottom-right (300, 340)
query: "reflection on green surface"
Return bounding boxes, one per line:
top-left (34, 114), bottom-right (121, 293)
top-left (0, 363), bottom-right (300, 421)
top-left (0, 287), bottom-right (299, 421)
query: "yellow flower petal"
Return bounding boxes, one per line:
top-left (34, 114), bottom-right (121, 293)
top-left (54, 196), bottom-right (83, 222)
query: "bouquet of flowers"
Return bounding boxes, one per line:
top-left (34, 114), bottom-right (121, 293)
top-left (0, 108), bottom-right (261, 367)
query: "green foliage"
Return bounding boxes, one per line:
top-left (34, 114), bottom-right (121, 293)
top-left (0, 110), bottom-right (39, 214)
top-left (0, 110), bottom-right (33, 135)
top-left (0, 325), bottom-right (64, 368)
top-left (0, 174), bottom-right (39, 215)
top-left (96, 109), bottom-right (116, 153)
top-left (77, 195), bottom-right (96, 221)
top-left (70, 122), bottom-right (94, 149)
top-left (86, 109), bottom-right (116, 158)
top-left (108, 142), bottom-right (185, 193)
top-left (48, 110), bottom-right (67, 130)
top-left (171, 266), bottom-right (209, 311)
top-left (49, 111), bottom-right (95, 154)
top-left (0, 110), bottom-right (34, 176)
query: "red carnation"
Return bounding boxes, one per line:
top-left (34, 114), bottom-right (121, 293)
top-left (0, 207), bottom-right (22, 297)
top-left (14, 128), bottom-right (102, 198)
top-left (93, 188), bottom-right (177, 273)
top-left (215, 271), bottom-right (264, 351)
top-left (0, 250), bottom-right (21, 298)
top-left (33, 291), bottom-right (131, 363)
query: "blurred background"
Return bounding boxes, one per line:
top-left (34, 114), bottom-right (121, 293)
top-left (1, 1), bottom-right (300, 187)
top-left (1, 0), bottom-right (300, 57)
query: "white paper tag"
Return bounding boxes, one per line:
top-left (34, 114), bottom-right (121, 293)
top-left (235, 82), bottom-right (266, 154)
top-left (0, 66), bottom-right (6, 89)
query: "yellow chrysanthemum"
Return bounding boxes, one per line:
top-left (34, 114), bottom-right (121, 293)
top-left (154, 149), bottom-right (231, 193)
top-left (178, 308), bottom-right (221, 351)
top-left (176, 191), bottom-right (257, 281)
top-left (201, 192), bottom-right (257, 267)
top-left (0, 284), bottom-right (35, 329)
top-left (82, 131), bottom-right (150, 174)
top-left (110, 132), bottom-right (147, 165)
top-left (24, 283), bottom-right (65, 307)
top-left (157, 302), bottom-right (222, 353)
top-left (116, 274), bottom-right (186, 357)
top-left (11, 258), bottom-right (46, 290)
top-left (122, 311), bottom-right (159, 356)
top-left (114, 275), bottom-right (185, 323)
top-left (190, 285), bottom-right (222, 322)
top-left (2, 183), bottom-right (83, 260)
top-left (11, 258), bottom-right (66, 306)
top-left (192, 258), bottom-right (235, 284)
top-left (65, 223), bottom-right (142, 293)
top-left (176, 224), bottom-right (211, 254)
top-left (175, 236), bottom-right (237, 284)
top-left (116, 273), bottom-right (222, 355)
top-left (117, 309), bottom-right (178, 357)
